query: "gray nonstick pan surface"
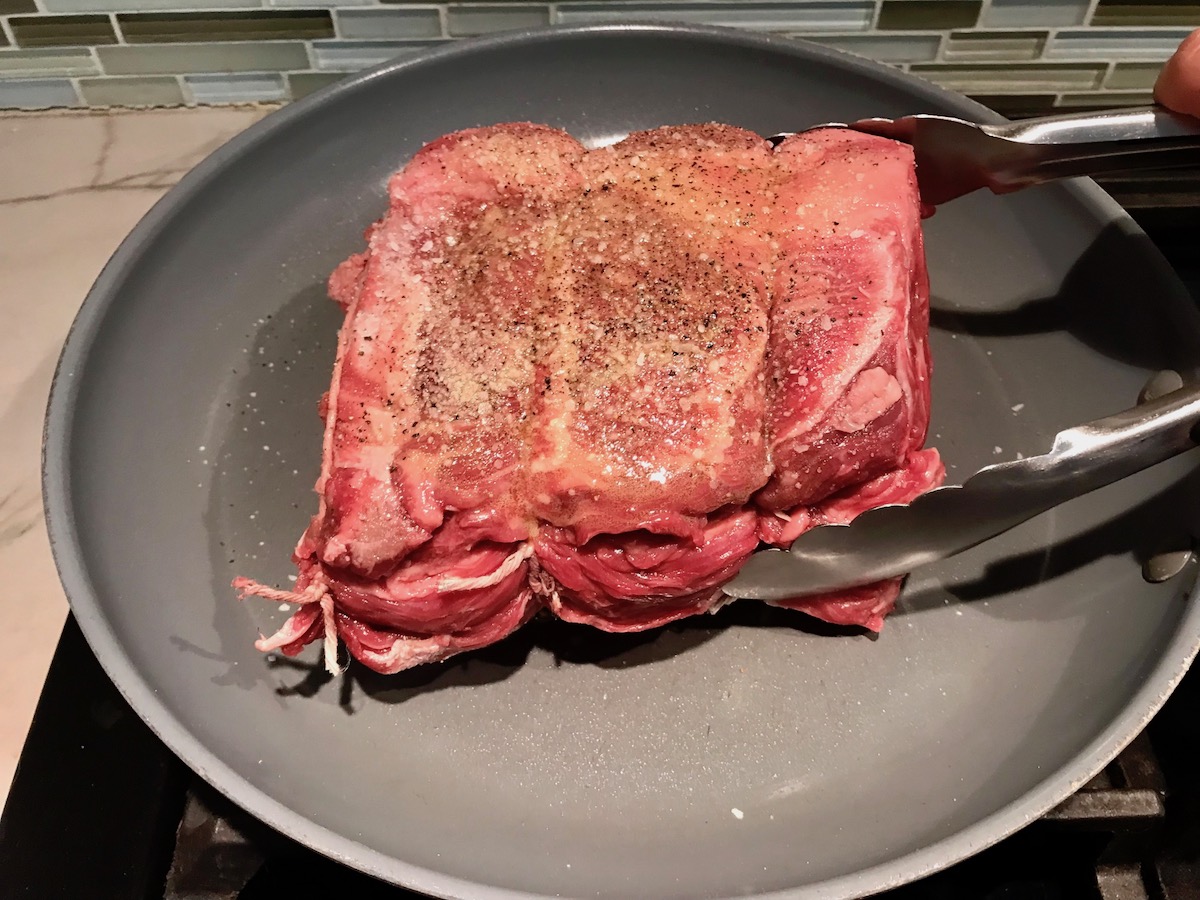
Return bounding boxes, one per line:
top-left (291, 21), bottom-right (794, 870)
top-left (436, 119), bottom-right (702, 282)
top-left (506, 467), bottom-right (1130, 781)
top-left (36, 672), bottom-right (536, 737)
top-left (42, 23), bottom-right (1200, 900)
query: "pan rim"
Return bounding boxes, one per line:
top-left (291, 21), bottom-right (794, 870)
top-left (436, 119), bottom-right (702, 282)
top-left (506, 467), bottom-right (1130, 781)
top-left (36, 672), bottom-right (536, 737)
top-left (41, 22), bottom-right (1200, 900)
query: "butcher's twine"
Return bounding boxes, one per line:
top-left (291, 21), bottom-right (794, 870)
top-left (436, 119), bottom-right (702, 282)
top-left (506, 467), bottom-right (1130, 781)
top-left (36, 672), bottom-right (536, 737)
top-left (319, 590), bottom-right (341, 676)
top-left (438, 543), bottom-right (533, 592)
top-left (233, 579), bottom-right (325, 606)
top-left (237, 542), bottom-right (537, 677)
top-left (526, 553), bottom-right (562, 608)
top-left (234, 577), bottom-right (342, 675)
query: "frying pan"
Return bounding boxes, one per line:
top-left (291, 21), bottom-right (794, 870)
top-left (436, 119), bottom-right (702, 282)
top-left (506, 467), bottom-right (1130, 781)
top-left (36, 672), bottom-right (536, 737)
top-left (42, 24), bottom-right (1200, 900)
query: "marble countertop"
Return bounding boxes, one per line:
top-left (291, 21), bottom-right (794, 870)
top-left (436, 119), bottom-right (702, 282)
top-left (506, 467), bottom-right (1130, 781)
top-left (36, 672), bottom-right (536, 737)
top-left (0, 105), bottom-right (272, 809)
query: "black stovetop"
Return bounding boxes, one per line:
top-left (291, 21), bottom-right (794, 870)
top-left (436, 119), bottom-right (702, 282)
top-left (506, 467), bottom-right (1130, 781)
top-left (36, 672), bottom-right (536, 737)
top-left (1, 203), bottom-right (1197, 900)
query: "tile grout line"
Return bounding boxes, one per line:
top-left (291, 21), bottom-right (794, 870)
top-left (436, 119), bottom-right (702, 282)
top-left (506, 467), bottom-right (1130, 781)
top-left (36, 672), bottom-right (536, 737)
top-left (975, 0), bottom-right (991, 31)
top-left (109, 11), bottom-right (125, 44)
top-left (933, 29), bottom-right (948, 63)
top-left (0, 16), bottom-right (16, 47)
top-left (177, 72), bottom-right (194, 106)
top-left (91, 40), bottom-right (109, 77)
top-left (1042, 26), bottom-right (1060, 61)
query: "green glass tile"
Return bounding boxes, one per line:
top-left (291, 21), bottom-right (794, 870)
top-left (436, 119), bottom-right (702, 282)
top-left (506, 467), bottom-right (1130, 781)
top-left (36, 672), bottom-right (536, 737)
top-left (186, 71), bottom-right (288, 102)
top-left (0, 46), bottom-right (98, 76)
top-left (806, 32), bottom-right (943, 63)
top-left (117, 10), bottom-right (333, 44)
top-left (287, 70), bottom-right (345, 98)
top-left (335, 8), bottom-right (443, 39)
top-left (310, 38), bottom-right (445, 69)
top-left (46, 0), bottom-right (262, 10)
top-left (1091, 2), bottom-right (1200, 27)
top-left (9, 14), bottom-right (118, 48)
top-left (982, 0), bottom-right (1088, 27)
top-left (1048, 27), bottom-right (1193, 60)
top-left (273, 0), bottom-right (374, 6)
top-left (910, 62), bottom-right (1105, 92)
top-left (0, 0), bottom-right (37, 13)
top-left (0, 77), bottom-right (80, 107)
top-left (1105, 62), bottom-right (1165, 89)
top-left (877, 0), bottom-right (981, 30)
top-left (447, 4), bottom-right (549, 35)
top-left (944, 30), bottom-right (1048, 61)
top-left (78, 74), bottom-right (184, 106)
top-left (97, 41), bottom-right (311, 74)
top-left (555, 2), bottom-right (875, 32)
top-left (1056, 90), bottom-right (1154, 108)
top-left (966, 92), bottom-right (1058, 117)
top-left (0, 29), bottom-right (8, 48)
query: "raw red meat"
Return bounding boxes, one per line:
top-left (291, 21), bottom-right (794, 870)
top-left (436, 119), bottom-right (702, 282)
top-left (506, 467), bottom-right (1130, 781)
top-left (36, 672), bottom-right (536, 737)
top-left (235, 122), bottom-right (944, 674)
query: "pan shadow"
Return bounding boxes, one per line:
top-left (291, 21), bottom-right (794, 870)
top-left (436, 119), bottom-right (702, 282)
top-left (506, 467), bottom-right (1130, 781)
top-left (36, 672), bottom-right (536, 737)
top-left (900, 462), bottom-right (1200, 618)
top-left (197, 281), bottom-right (343, 693)
top-left (929, 222), bottom-right (1200, 376)
top-left (270, 602), bottom-right (869, 712)
top-left (912, 218), bottom-right (1200, 618)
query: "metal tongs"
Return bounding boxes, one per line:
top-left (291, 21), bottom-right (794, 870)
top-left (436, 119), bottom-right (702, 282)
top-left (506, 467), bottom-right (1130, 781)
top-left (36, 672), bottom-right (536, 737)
top-left (726, 379), bottom-right (1200, 600)
top-left (769, 104), bottom-right (1200, 205)
top-left (726, 104), bottom-right (1200, 600)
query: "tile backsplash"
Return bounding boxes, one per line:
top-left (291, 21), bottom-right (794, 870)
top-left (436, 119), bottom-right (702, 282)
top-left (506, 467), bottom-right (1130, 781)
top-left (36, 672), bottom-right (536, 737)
top-left (0, 0), bottom-right (1196, 111)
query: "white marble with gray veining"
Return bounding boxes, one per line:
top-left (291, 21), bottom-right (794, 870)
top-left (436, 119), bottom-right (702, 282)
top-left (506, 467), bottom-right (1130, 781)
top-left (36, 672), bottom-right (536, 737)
top-left (0, 105), bottom-right (273, 809)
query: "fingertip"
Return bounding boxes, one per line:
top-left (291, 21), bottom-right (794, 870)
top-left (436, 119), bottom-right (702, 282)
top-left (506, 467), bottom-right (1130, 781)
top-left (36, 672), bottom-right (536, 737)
top-left (1179, 27), bottom-right (1200, 55)
top-left (1154, 27), bottom-right (1200, 118)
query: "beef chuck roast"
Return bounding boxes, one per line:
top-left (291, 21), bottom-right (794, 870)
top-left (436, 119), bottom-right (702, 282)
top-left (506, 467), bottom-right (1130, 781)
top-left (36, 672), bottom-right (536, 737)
top-left (235, 122), bottom-right (944, 673)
